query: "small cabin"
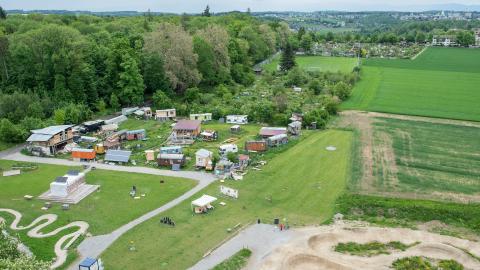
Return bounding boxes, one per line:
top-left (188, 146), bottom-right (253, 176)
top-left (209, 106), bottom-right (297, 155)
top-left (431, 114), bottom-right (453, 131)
top-left (26, 125), bottom-right (74, 156)
top-left (195, 149), bottom-right (213, 169)
top-left (190, 113), bottom-right (212, 122)
top-left (288, 121), bottom-right (302, 136)
top-left (226, 115), bottom-right (248, 125)
top-left (157, 153), bottom-right (186, 167)
top-left (230, 125), bottom-right (241, 133)
top-left (173, 120), bottom-right (202, 139)
top-left (267, 134), bottom-right (288, 147)
top-left (200, 130), bottom-right (218, 142)
top-left (245, 141), bottom-right (267, 152)
top-left (126, 129), bottom-right (146, 141)
top-left (215, 159), bottom-right (234, 176)
top-left (160, 146), bottom-right (183, 155)
top-left (155, 109), bottom-right (176, 121)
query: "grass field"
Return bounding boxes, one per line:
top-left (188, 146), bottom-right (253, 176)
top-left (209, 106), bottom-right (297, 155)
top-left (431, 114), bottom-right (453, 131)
top-left (0, 160), bottom-right (196, 264)
top-left (101, 130), bottom-right (353, 269)
top-left (264, 55), bottom-right (358, 73)
top-left (342, 47), bottom-right (480, 122)
top-left (370, 118), bottom-right (480, 198)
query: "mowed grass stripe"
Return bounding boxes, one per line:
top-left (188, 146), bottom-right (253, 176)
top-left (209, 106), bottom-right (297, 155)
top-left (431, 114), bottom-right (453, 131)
top-left (264, 55), bottom-right (358, 73)
top-left (102, 130), bottom-right (353, 270)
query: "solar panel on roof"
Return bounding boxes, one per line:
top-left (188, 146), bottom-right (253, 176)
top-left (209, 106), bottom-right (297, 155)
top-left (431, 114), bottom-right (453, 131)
top-left (55, 177), bottom-right (68, 183)
top-left (67, 170), bottom-right (80, 175)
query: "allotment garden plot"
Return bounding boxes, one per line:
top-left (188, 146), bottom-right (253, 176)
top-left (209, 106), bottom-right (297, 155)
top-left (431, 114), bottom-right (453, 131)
top-left (342, 47), bottom-right (480, 122)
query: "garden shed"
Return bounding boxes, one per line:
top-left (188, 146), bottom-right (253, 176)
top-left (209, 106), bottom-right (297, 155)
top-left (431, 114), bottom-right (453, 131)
top-left (157, 153), bottom-right (186, 167)
top-left (126, 129), bottom-right (146, 140)
top-left (267, 134), bottom-right (288, 147)
top-left (173, 120), bottom-right (202, 139)
top-left (230, 125), bottom-right (241, 133)
top-left (245, 140), bottom-right (267, 152)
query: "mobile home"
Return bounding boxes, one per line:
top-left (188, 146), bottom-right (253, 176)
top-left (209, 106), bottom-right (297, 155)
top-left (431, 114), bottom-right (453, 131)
top-left (226, 115), bottom-right (248, 125)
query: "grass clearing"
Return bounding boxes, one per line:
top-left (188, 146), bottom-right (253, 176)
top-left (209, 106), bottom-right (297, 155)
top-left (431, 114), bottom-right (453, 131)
top-left (335, 241), bottom-right (419, 257)
top-left (212, 248), bottom-right (252, 270)
top-left (264, 55), bottom-right (358, 73)
top-left (392, 256), bottom-right (464, 270)
top-left (0, 160), bottom-right (196, 263)
top-left (342, 47), bottom-right (480, 121)
top-left (101, 130), bottom-right (353, 269)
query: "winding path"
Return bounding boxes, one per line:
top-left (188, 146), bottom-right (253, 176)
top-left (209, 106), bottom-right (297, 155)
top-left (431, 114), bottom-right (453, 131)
top-left (0, 208), bottom-right (89, 269)
top-left (0, 146), bottom-right (217, 269)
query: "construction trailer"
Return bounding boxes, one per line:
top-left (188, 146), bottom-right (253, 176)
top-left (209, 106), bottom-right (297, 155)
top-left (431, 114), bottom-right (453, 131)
top-left (155, 109), bottom-right (176, 121)
top-left (160, 146), bottom-right (183, 154)
top-left (245, 140), bottom-right (268, 152)
top-left (126, 129), bottom-right (146, 141)
top-left (190, 113), bottom-right (212, 122)
top-left (26, 125), bottom-right (74, 156)
top-left (71, 148), bottom-right (96, 161)
top-left (267, 134), bottom-right (288, 147)
top-left (157, 153), bottom-right (186, 167)
top-left (259, 127), bottom-right (287, 138)
top-left (226, 115), bottom-right (248, 125)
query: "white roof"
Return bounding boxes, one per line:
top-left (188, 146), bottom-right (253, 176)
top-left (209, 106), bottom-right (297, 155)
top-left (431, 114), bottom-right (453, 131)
top-left (72, 148), bottom-right (95, 153)
top-left (31, 125), bottom-right (73, 135)
top-left (227, 115), bottom-right (248, 118)
top-left (192, 194), bottom-right (217, 207)
top-left (196, 149), bottom-right (212, 158)
top-left (157, 153), bottom-right (184, 160)
top-left (231, 125), bottom-right (240, 129)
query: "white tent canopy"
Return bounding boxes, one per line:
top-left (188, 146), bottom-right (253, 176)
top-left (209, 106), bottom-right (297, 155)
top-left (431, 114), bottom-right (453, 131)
top-left (191, 194), bottom-right (217, 207)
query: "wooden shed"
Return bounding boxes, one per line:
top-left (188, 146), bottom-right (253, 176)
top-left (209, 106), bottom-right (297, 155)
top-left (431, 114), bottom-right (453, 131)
top-left (173, 120), bottom-right (202, 139)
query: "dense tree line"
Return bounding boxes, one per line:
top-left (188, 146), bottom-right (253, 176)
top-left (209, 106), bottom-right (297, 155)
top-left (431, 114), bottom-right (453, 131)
top-left (0, 10), bottom-right (292, 142)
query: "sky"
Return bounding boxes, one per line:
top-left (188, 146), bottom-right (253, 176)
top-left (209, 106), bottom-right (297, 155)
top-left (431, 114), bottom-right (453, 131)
top-left (2, 0), bottom-right (480, 13)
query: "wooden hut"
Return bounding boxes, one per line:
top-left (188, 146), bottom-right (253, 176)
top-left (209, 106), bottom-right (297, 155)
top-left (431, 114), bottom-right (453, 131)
top-left (157, 153), bottom-right (186, 167)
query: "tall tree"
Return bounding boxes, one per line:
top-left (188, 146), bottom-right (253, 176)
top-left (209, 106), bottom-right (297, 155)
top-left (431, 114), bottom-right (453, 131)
top-left (0, 6), bottom-right (6, 20)
top-left (202, 5), bottom-right (211, 17)
top-left (279, 42), bottom-right (296, 72)
top-left (144, 23), bottom-right (200, 93)
top-left (117, 54), bottom-right (144, 105)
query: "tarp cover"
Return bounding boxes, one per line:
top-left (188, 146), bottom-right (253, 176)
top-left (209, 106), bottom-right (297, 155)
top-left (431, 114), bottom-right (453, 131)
top-left (191, 194), bottom-right (217, 207)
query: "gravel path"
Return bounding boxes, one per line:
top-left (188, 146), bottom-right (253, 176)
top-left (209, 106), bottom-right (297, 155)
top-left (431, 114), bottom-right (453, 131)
top-left (189, 224), bottom-right (297, 270)
top-left (0, 148), bottom-right (217, 269)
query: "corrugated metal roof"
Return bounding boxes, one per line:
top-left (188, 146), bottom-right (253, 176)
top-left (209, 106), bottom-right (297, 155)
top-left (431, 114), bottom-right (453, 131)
top-left (26, 133), bottom-right (53, 142)
top-left (126, 129), bottom-right (146, 135)
top-left (105, 150), bottom-right (132, 163)
top-left (259, 127), bottom-right (287, 137)
top-left (196, 149), bottom-right (212, 158)
top-left (173, 120), bottom-right (201, 130)
top-left (72, 148), bottom-right (95, 153)
top-left (31, 125), bottom-right (73, 135)
top-left (268, 134), bottom-right (288, 141)
top-left (157, 153), bottom-right (184, 160)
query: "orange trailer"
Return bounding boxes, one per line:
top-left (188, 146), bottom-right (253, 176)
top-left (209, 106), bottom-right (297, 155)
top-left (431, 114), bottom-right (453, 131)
top-left (72, 148), bottom-right (96, 160)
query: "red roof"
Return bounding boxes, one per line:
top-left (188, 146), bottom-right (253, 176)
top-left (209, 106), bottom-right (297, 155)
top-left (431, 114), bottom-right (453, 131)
top-left (259, 127), bottom-right (287, 137)
top-left (173, 120), bottom-right (201, 130)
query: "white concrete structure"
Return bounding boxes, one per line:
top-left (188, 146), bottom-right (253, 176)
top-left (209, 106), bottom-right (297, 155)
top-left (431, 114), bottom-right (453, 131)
top-left (49, 171), bottom-right (86, 198)
top-left (226, 115), bottom-right (248, 125)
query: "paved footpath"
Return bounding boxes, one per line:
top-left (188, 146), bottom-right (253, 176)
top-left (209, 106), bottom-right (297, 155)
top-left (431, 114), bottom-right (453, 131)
top-left (189, 224), bottom-right (297, 270)
top-left (0, 147), bottom-right (217, 269)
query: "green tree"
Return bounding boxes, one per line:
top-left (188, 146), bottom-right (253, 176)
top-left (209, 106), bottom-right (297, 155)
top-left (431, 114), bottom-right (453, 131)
top-left (152, 90), bottom-right (173, 109)
top-left (279, 42), bottom-right (296, 72)
top-left (456, 31), bottom-right (475, 47)
top-left (0, 6), bottom-right (6, 20)
top-left (142, 53), bottom-right (170, 94)
top-left (300, 34), bottom-right (313, 53)
top-left (193, 36), bottom-right (216, 86)
top-left (96, 100), bottom-right (107, 113)
top-left (202, 5), bottom-right (211, 17)
top-left (110, 93), bottom-right (120, 111)
top-left (53, 108), bottom-right (66, 124)
top-left (117, 54), bottom-right (144, 105)
top-left (309, 79), bottom-right (323, 95)
top-left (0, 119), bottom-right (24, 142)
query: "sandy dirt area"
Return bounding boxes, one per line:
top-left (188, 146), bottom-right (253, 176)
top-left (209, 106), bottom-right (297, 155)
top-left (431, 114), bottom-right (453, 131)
top-left (256, 222), bottom-right (480, 270)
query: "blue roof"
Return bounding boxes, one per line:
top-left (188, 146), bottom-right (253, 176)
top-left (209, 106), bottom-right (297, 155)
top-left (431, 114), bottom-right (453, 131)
top-left (79, 257), bottom-right (97, 267)
top-left (105, 150), bottom-right (132, 163)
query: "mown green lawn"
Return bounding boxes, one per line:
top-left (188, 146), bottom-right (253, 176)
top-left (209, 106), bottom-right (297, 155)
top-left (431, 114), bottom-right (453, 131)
top-left (342, 47), bottom-right (480, 121)
top-left (101, 130), bottom-right (353, 269)
top-left (0, 160), bottom-right (196, 264)
top-left (371, 118), bottom-right (480, 195)
top-left (264, 55), bottom-right (358, 73)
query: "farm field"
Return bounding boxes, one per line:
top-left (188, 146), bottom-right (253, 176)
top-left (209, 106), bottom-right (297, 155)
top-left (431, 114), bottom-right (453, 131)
top-left (101, 130), bottom-right (353, 269)
top-left (0, 160), bottom-right (196, 265)
top-left (342, 47), bottom-right (480, 122)
top-left (264, 55), bottom-right (358, 73)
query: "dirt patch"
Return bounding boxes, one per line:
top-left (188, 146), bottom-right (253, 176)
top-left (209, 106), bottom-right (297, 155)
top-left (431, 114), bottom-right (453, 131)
top-left (257, 222), bottom-right (480, 270)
